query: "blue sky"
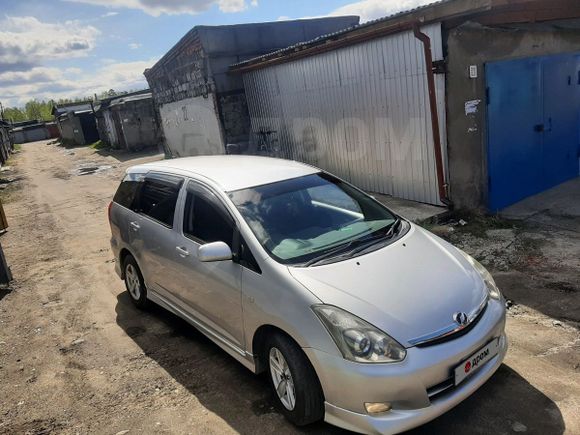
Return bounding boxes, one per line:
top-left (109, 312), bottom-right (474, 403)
top-left (0, 0), bottom-right (429, 107)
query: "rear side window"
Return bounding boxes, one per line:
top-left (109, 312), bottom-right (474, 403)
top-left (136, 173), bottom-right (183, 227)
top-left (113, 172), bottom-right (143, 210)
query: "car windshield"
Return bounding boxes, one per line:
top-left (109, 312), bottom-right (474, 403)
top-left (228, 173), bottom-right (397, 265)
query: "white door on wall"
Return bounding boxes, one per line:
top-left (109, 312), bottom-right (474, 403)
top-left (159, 94), bottom-right (224, 157)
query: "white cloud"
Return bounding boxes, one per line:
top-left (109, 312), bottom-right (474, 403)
top-left (128, 42), bottom-right (142, 50)
top-left (65, 67), bottom-right (83, 75)
top-left (0, 16), bottom-right (100, 71)
top-left (217, 0), bottom-right (247, 13)
top-left (0, 58), bottom-right (158, 106)
top-left (251, 0), bottom-right (258, 6)
top-left (63, 0), bottom-right (252, 16)
top-left (101, 11), bottom-right (119, 17)
top-left (0, 67), bottom-right (61, 87)
top-left (330, 0), bottom-right (434, 23)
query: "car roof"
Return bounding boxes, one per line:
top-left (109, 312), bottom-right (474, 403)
top-left (130, 155), bottom-right (320, 191)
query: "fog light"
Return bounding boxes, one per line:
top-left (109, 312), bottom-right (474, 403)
top-left (364, 402), bottom-right (392, 414)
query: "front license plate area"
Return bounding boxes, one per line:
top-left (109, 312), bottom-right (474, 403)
top-left (454, 338), bottom-right (499, 386)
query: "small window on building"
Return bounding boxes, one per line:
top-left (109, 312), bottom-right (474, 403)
top-left (136, 174), bottom-right (183, 227)
top-left (113, 172), bottom-right (144, 210)
top-left (183, 190), bottom-right (233, 247)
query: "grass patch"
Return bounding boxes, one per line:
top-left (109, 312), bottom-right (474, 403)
top-left (89, 140), bottom-right (110, 150)
top-left (13, 144), bottom-right (21, 151)
top-left (0, 183), bottom-right (23, 204)
top-left (434, 209), bottom-right (521, 239)
top-left (0, 155), bottom-right (23, 204)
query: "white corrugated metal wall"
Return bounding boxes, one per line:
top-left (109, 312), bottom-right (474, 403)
top-left (243, 23), bottom-right (447, 205)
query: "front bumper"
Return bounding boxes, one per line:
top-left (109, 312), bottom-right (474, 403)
top-left (303, 299), bottom-right (507, 435)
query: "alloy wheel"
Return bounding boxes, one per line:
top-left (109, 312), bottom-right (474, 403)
top-left (125, 263), bottom-right (141, 300)
top-left (269, 347), bottom-right (296, 411)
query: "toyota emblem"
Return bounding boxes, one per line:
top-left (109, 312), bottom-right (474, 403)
top-left (453, 312), bottom-right (469, 326)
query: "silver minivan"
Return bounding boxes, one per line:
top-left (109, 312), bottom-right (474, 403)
top-left (109, 155), bottom-right (507, 435)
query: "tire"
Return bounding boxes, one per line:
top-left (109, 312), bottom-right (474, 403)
top-left (123, 254), bottom-right (148, 309)
top-left (265, 332), bottom-right (324, 426)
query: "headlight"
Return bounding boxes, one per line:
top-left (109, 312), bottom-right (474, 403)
top-left (457, 250), bottom-right (501, 300)
top-left (312, 305), bottom-right (406, 363)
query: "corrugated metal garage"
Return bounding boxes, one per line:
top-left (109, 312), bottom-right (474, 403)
top-left (241, 23), bottom-right (447, 205)
top-left (233, 0), bottom-right (580, 211)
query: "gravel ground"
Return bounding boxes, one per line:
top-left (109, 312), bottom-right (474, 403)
top-left (0, 140), bottom-right (578, 435)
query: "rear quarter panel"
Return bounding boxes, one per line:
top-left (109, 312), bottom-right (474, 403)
top-left (109, 202), bottom-right (136, 277)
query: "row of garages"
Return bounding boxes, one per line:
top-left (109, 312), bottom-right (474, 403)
top-left (10, 120), bottom-right (59, 144)
top-left (51, 94), bottom-right (159, 151)
top-left (9, 93), bottom-right (159, 153)
top-left (144, 0), bottom-right (580, 212)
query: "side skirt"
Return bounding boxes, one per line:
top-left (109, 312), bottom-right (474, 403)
top-left (147, 289), bottom-right (257, 373)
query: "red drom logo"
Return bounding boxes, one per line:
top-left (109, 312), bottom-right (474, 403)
top-left (464, 361), bottom-right (471, 373)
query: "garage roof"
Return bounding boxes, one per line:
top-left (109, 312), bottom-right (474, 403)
top-left (229, 0), bottom-right (463, 72)
top-left (230, 0), bottom-right (580, 73)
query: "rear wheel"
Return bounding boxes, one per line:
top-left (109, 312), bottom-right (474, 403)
top-left (265, 333), bottom-right (324, 426)
top-left (123, 255), bottom-right (148, 309)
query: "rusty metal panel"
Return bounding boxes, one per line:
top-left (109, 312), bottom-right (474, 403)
top-left (243, 23), bottom-right (446, 205)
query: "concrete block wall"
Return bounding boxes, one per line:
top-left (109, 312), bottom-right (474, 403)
top-left (58, 115), bottom-right (85, 145)
top-left (217, 91), bottom-right (251, 144)
top-left (144, 30), bottom-right (210, 107)
top-left (114, 99), bottom-right (159, 150)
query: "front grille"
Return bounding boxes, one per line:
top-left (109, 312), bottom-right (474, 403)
top-left (415, 302), bottom-right (488, 348)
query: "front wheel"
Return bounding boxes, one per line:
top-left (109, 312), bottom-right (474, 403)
top-left (123, 254), bottom-right (148, 309)
top-left (265, 333), bottom-right (324, 426)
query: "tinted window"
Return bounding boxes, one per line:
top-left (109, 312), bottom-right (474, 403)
top-left (113, 172), bottom-right (143, 210)
top-left (136, 174), bottom-right (183, 227)
top-left (228, 173), bottom-right (396, 265)
top-left (183, 190), bottom-right (233, 247)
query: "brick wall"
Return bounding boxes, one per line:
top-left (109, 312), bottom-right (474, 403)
top-left (217, 91), bottom-right (250, 144)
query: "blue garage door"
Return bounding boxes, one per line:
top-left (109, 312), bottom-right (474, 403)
top-left (486, 52), bottom-right (580, 211)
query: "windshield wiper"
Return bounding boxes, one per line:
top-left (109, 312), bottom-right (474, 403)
top-left (345, 218), bottom-right (402, 257)
top-left (303, 239), bottom-right (360, 267)
top-left (304, 219), bottom-right (402, 267)
top-left (385, 217), bottom-right (402, 238)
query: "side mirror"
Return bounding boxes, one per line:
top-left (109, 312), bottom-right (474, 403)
top-left (198, 241), bottom-right (232, 262)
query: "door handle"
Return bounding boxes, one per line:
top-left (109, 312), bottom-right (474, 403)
top-left (129, 221), bottom-right (140, 231)
top-left (176, 246), bottom-right (190, 257)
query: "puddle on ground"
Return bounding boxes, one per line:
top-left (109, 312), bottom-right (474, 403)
top-left (72, 164), bottom-right (113, 176)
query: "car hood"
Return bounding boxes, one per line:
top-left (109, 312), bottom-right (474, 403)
top-left (288, 224), bottom-right (488, 348)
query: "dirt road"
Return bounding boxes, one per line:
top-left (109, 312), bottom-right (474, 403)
top-left (0, 141), bottom-right (578, 434)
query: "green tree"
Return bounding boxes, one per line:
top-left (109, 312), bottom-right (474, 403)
top-left (25, 100), bottom-right (44, 120)
top-left (2, 107), bottom-right (27, 122)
